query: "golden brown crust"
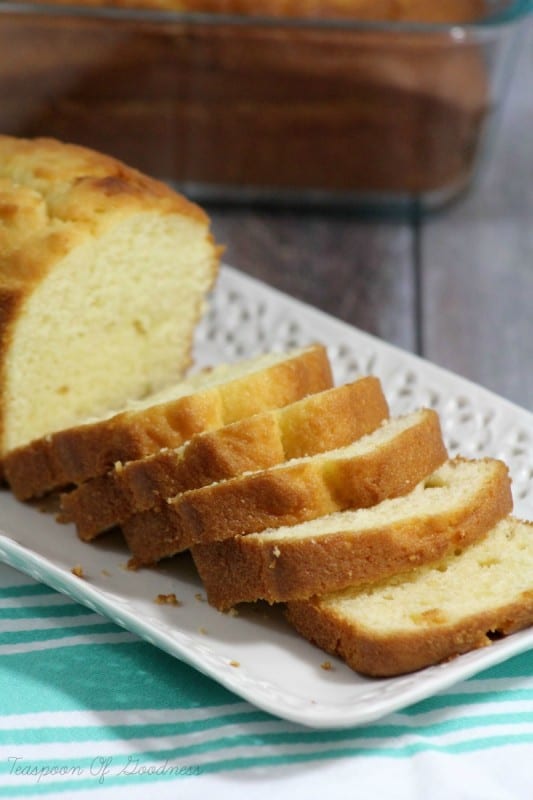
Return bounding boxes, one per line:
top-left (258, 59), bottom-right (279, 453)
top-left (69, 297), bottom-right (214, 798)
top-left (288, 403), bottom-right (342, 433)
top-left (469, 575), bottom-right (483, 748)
top-left (4, 345), bottom-right (332, 499)
top-left (0, 286), bottom-right (23, 458)
top-left (0, 135), bottom-right (210, 298)
top-left (216, 344), bottom-right (333, 425)
top-left (3, 393), bottom-right (224, 500)
top-left (0, 135), bottom-right (206, 239)
top-left (286, 587), bottom-right (533, 677)
top-left (122, 408), bottom-right (447, 565)
top-left (276, 377), bottom-right (388, 458)
top-left (60, 376), bottom-right (388, 540)
top-left (62, 414), bottom-right (286, 541)
top-left (192, 458), bottom-right (513, 609)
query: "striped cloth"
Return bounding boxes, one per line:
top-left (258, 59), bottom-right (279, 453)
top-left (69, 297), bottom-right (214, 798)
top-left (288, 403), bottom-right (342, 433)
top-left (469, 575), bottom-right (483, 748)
top-left (1, 561), bottom-right (532, 799)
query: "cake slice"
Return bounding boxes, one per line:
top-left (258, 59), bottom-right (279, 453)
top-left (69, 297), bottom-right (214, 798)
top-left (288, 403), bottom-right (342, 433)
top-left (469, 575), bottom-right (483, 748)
top-left (193, 457), bottom-right (512, 609)
top-left (285, 516), bottom-right (533, 677)
top-left (61, 376), bottom-right (389, 540)
top-left (0, 135), bottom-right (219, 465)
top-left (3, 344), bottom-right (332, 500)
top-left (122, 407), bottom-right (447, 565)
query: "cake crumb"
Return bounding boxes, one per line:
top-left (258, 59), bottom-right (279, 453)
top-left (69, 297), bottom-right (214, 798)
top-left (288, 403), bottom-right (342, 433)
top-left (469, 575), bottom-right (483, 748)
top-left (198, 627), bottom-right (208, 635)
top-left (268, 545), bottom-right (281, 569)
top-left (229, 660), bottom-right (240, 668)
top-left (195, 592), bottom-right (206, 603)
top-left (71, 565), bottom-right (84, 578)
top-left (101, 569), bottom-right (111, 577)
top-left (155, 593), bottom-right (182, 606)
top-left (320, 660), bottom-right (333, 671)
top-left (226, 607), bottom-right (239, 617)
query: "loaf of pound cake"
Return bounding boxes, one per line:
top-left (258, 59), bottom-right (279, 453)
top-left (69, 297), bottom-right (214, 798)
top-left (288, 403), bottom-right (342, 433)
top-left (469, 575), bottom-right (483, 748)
top-left (0, 135), bottom-right (219, 467)
top-left (29, 0), bottom-right (487, 22)
top-left (3, 3), bottom-right (489, 195)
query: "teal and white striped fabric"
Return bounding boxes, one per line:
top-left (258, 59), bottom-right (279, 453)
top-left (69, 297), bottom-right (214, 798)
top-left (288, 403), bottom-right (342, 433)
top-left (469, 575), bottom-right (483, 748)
top-left (1, 561), bottom-right (532, 799)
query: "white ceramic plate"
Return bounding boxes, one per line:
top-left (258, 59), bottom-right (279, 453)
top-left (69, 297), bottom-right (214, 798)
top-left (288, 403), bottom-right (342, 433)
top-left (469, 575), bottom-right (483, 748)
top-left (1, 264), bottom-right (532, 730)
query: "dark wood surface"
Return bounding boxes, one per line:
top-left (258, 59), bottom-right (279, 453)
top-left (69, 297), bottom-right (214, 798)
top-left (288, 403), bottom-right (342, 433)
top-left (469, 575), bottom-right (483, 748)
top-left (208, 22), bottom-right (532, 411)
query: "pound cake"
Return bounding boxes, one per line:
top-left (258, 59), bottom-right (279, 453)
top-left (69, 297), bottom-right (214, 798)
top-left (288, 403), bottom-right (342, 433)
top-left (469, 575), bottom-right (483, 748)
top-left (3, 344), bottom-right (331, 499)
top-left (60, 376), bottom-right (389, 540)
top-left (30, 0), bottom-right (487, 22)
top-left (286, 516), bottom-right (533, 677)
top-left (0, 135), bottom-right (219, 465)
top-left (2, 3), bottom-right (489, 198)
top-left (193, 457), bottom-right (512, 609)
top-left (122, 407), bottom-right (447, 564)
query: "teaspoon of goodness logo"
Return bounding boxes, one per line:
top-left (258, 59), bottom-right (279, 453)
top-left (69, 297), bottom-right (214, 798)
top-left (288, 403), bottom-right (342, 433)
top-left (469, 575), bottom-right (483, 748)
top-left (7, 756), bottom-right (203, 784)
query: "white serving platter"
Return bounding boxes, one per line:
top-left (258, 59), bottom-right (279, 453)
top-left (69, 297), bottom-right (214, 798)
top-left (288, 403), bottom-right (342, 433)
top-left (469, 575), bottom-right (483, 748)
top-left (0, 264), bottom-right (532, 730)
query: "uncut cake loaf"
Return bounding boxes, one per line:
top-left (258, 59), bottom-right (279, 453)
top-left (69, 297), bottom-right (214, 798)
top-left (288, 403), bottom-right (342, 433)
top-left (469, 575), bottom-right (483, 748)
top-left (0, 135), bottom-right (219, 466)
top-left (5, 2), bottom-right (489, 198)
top-left (30, 0), bottom-right (487, 21)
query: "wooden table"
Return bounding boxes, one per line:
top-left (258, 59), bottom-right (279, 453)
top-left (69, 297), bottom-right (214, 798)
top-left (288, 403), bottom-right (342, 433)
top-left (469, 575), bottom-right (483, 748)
top-left (208, 21), bottom-right (533, 411)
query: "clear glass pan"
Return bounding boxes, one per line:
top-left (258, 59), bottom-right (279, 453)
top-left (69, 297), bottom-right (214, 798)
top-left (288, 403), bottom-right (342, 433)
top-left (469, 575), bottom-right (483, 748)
top-left (1, 1), bottom-right (531, 208)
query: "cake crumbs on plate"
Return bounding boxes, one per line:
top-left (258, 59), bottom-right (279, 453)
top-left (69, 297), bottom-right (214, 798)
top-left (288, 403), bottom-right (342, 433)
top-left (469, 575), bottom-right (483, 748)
top-left (101, 569), bottom-right (111, 577)
top-left (71, 565), bottom-right (84, 578)
top-left (229, 660), bottom-right (240, 668)
top-left (195, 592), bottom-right (206, 603)
top-left (320, 660), bottom-right (333, 671)
top-left (198, 626), bottom-right (208, 635)
top-left (155, 593), bottom-right (182, 606)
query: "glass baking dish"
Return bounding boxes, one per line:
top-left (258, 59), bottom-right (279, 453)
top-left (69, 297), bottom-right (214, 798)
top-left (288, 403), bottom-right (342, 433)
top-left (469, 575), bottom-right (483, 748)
top-left (0, 0), bottom-right (530, 208)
